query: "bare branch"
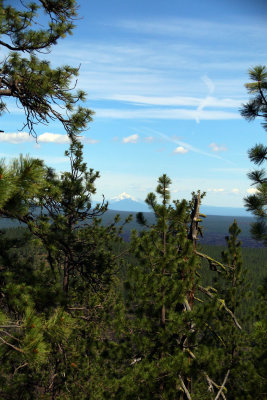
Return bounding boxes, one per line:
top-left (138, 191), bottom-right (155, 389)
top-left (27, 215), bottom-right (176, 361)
top-left (198, 285), bottom-right (242, 330)
top-left (179, 375), bottom-right (192, 400)
top-left (0, 335), bottom-right (25, 353)
top-left (214, 370), bottom-right (230, 400)
top-left (195, 250), bottom-right (228, 272)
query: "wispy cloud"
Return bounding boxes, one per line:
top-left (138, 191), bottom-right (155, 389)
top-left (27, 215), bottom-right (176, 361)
top-left (195, 75), bottom-right (215, 123)
top-left (122, 134), bottom-right (139, 143)
top-left (114, 17), bottom-right (267, 42)
top-left (51, 38), bottom-right (261, 101)
top-left (209, 142), bottom-right (227, 152)
top-left (144, 136), bottom-right (154, 143)
top-left (95, 108), bottom-right (241, 121)
top-left (106, 94), bottom-right (243, 108)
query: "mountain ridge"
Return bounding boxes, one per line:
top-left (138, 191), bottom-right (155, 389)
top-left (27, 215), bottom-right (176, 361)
top-left (107, 197), bottom-right (252, 217)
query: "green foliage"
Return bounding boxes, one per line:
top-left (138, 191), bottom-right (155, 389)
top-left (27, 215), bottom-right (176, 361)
top-left (241, 65), bottom-right (267, 245)
top-left (113, 176), bottom-right (245, 399)
top-left (0, 134), bottom-right (128, 398)
top-left (0, 167), bottom-right (266, 398)
top-left (0, 0), bottom-right (93, 137)
top-left (240, 65), bottom-right (267, 130)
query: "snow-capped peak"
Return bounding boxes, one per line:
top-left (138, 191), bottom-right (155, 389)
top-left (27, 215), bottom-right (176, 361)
top-left (111, 192), bottom-right (137, 202)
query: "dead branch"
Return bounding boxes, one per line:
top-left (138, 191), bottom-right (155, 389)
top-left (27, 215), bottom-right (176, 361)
top-left (195, 251), bottom-right (228, 271)
top-left (179, 375), bottom-right (192, 400)
top-left (214, 370), bottom-right (230, 400)
top-left (14, 362), bottom-right (28, 374)
top-left (0, 335), bottom-right (24, 353)
top-left (198, 285), bottom-right (242, 330)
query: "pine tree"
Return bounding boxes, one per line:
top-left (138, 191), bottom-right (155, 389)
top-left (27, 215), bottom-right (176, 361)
top-left (0, 138), bottom-right (128, 398)
top-left (241, 66), bottom-right (267, 244)
top-left (0, 0), bottom-right (92, 138)
top-left (239, 65), bottom-right (267, 398)
top-left (115, 175), bottom-right (243, 399)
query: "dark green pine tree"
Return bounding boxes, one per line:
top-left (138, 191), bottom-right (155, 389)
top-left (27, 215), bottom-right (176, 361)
top-left (115, 175), bottom-right (212, 399)
top-left (0, 0), bottom-right (92, 138)
top-left (0, 137), bottom-right (128, 399)
top-left (241, 66), bottom-right (267, 245)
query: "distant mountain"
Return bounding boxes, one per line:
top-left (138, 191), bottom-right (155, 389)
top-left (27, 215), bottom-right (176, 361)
top-left (109, 192), bottom-right (150, 212)
top-left (108, 193), bottom-right (252, 217)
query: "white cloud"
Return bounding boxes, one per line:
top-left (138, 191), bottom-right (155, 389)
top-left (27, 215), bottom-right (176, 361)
top-left (209, 142), bottom-right (227, 152)
top-left (38, 132), bottom-right (69, 144)
top-left (0, 132), bottom-right (33, 144)
top-left (208, 188), bottom-right (225, 192)
top-left (247, 187), bottom-right (260, 194)
top-left (232, 188), bottom-right (240, 194)
top-left (122, 134), bottom-right (139, 143)
top-left (0, 131), bottom-right (98, 145)
top-left (174, 146), bottom-right (188, 154)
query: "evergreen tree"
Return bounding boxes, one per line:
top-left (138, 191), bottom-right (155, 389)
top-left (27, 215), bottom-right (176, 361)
top-left (0, 0), bottom-right (92, 137)
top-left (0, 136), bottom-right (123, 294)
top-left (0, 138), bottom-right (128, 398)
top-left (241, 66), bottom-right (267, 244)
top-left (116, 175), bottom-right (243, 399)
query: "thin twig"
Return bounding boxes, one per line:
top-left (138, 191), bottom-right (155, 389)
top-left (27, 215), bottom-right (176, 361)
top-left (179, 375), bottom-right (192, 400)
top-left (14, 362), bottom-right (28, 374)
top-left (0, 335), bottom-right (24, 353)
top-left (198, 285), bottom-right (242, 330)
top-left (214, 370), bottom-right (230, 400)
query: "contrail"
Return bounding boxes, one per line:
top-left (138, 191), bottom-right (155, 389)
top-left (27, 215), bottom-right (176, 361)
top-left (195, 75), bottom-right (215, 123)
top-left (143, 127), bottom-right (234, 164)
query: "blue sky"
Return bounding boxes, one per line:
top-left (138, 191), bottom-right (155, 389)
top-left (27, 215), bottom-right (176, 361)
top-left (1, 0), bottom-right (267, 207)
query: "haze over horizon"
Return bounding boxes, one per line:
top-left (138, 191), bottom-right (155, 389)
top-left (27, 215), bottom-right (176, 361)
top-left (1, 0), bottom-right (266, 208)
